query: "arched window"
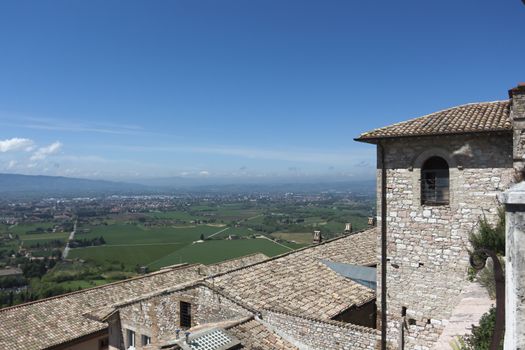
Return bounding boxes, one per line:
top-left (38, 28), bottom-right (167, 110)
top-left (421, 156), bottom-right (449, 205)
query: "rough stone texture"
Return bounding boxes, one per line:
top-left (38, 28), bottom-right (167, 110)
top-left (434, 282), bottom-right (493, 349)
top-left (500, 181), bottom-right (525, 350)
top-left (262, 309), bottom-right (378, 350)
top-left (118, 284), bottom-right (251, 347)
top-left (376, 134), bottom-right (514, 349)
top-left (510, 85), bottom-right (525, 173)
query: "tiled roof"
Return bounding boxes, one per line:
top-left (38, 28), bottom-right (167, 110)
top-left (167, 318), bottom-right (298, 350)
top-left (356, 100), bottom-right (511, 142)
top-left (0, 230), bottom-right (377, 350)
top-left (210, 229), bottom-right (377, 319)
top-left (227, 319), bottom-right (298, 350)
top-left (0, 264), bottom-right (205, 350)
top-left (204, 253), bottom-right (269, 275)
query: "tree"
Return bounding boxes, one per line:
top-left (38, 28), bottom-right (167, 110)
top-left (454, 307), bottom-right (503, 350)
top-left (466, 208), bottom-right (505, 349)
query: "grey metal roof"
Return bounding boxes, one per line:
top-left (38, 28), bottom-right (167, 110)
top-left (321, 259), bottom-right (376, 290)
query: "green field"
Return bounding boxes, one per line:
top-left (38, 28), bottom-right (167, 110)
top-left (69, 221), bottom-right (305, 270)
top-left (9, 222), bottom-right (56, 236)
top-left (271, 232), bottom-right (313, 244)
top-left (74, 223), bottom-right (218, 245)
top-left (146, 211), bottom-right (206, 221)
top-left (21, 233), bottom-right (68, 243)
top-left (69, 244), bottom-right (183, 267)
top-left (148, 238), bottom-right (295, 269)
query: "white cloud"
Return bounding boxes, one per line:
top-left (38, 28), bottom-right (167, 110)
top-left (0, 138), bottom-right (34, 152)
top-left (199, 170), bottom-right (210, 176)
top-left (30, 141), bottom-right (62, 161)
top-left (7, 160), bottom-right (17, 169)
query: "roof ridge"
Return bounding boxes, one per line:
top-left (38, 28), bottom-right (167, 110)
top-left (0, 263), bottom-right (198, 313)
top-left (205, 228), bottom-right (376, 280)
top-left (223, 315), bottom-right (257, 330)
top-left (262, 308), bottom-right (378, 335)
top-left (206, 252), bottom-right (269, 266)
top-left (357, 100), bottom-right (510, 140)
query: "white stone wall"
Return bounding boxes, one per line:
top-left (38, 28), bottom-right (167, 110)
top-left (262, 310), bottom-right (378, 350)
top-left (500, 182), bottom-right (525, 350)
top-left (376, 134), bottom-right (514, 349)
top-left (118, 285), bottom-right (251, 348)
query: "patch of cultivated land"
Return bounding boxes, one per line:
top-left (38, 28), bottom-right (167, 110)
top-left (9, 222), bottom-right (55, 235)
top-left (271, 232), bottom-right (313, 245)
top-left (148, 238), bottom-right (298, 269)
top-left (21, 233), bottom-right (69, 243)
top-left (69, 221), bottom-right (306, 270)
top-left (69, 244), bottom-right (182, 267)
top-left (68, 222), bottom-right (297, 269)
top-left (73, 223), bottom-right (218, 245)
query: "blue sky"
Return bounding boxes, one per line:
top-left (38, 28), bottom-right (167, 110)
top-left (0, 0), bottom-right (523, 182)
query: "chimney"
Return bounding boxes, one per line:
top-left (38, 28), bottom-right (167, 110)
top-left (368, 216), bottom-right (377, 226)
top-left (344, 223), bottom-right (352, 234)
top-left (509, 83), bottom-right (525, 175)
top-left (313, 230), bottom-right (322, 244)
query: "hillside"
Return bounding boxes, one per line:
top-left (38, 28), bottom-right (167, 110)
top-left (0, 173), bottom-right (150, 198)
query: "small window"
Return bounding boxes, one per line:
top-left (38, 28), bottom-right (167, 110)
top-left (421, 156), bottom-right (449, 205)
top-left (141, 334), bottom-right (151, 346)
top-left (126, 329), bottom-right (135, 348)
top-left (180, 301), bottom-right (192, 328)
top-left (99, 337), bottom-right (109, 350)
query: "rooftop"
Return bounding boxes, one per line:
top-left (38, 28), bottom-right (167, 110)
top-left (209, 229), bottom-right (377, 319)
top-left (0, 229), bottom-right (377, 350)
top-left (0, 264), bottom-right (205, 350)
top-left (355, 100), bottom-right (511, 143)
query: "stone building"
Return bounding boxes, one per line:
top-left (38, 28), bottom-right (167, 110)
top-left (0, 228), bottom-right (378, 350)
top-left (355, 83), bottom-right (525, 349)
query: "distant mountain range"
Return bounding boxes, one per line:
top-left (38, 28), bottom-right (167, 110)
top-left (0, 173), bottom-right (375, 199)
top-left (0, 173), bottom-right (150, 199)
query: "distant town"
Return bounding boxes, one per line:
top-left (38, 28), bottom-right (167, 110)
top-left (0, 185), bottom-right (375, 308)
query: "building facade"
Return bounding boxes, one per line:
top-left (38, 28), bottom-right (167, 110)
top-left (356, 84), bottom-right (525, 349)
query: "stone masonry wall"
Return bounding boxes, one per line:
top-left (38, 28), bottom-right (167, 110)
top-left (376, 134), bottom-right (514, 349)
top-left (262, 310), bottom-right (378, 350)
top-left (118, 285), bottom-right (251, 349)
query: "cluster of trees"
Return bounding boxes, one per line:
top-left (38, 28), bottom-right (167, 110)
top-left (0, 249), bottom-right (16, 260)
top-left (28, 239), bottom-right (63, 249)
top-left (25, 226), bottom-right (53, 234)
top-left (0, 283), bottom-right (74, 308)
top-left (0, 276), bottom-right (27, 289)
top-left (69, 236), bottom-right (106, 248)
top-left (21, 258), bottom-right (55, 278)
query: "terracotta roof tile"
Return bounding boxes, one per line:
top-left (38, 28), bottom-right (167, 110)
top-left (0, 264), bottom-right (204, 350)
top-left (227, 319), bottom-right (298, 350)
top-left (210, 229), bottom-right (377, 320)
top-left (356, 100), bottom-right (511, 142)
top-left (0, 230), bottom-right (377, 349)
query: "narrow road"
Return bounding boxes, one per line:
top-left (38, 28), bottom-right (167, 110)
top-left (206, 227), bottom-right (230, 239)
top-left (258, 235), bottom-right (294, 251)
top-left (62, 219), bottom-right (77, 258)
top-left (245, 214), bottom-right (263, 221)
